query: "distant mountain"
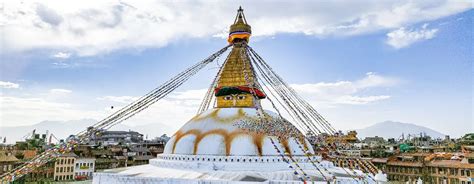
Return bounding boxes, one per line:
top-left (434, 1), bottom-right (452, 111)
top-left (0, 119), bottom-right (176, 144)
top-left (355, 121), bottom-right (445, 139)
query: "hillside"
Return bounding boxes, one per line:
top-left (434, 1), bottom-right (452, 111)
top-left (355, 121), bottom-right (445, 139)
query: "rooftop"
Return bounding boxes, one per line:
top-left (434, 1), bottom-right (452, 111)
top-left (427, 160), bottom-right (474, 169)
top-left (59, 152), bottom-right (78, 158)
top-left (0, 152), bottom-right (19, 162)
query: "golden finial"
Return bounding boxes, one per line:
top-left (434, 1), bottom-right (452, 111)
top-left (228, 6), bottom-right (252, 43)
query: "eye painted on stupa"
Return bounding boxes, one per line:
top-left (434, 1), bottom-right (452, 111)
top-left (224, 95), bottom-right (233, 100)
top-left (237, 95), bottom-right (246, 100)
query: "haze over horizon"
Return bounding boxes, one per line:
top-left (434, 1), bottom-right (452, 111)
top-left (1, 1), bottom-right (472, 138)
top-left (0, 118), bottom-right (450, 144)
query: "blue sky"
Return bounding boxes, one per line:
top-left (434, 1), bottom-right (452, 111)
top-left (0, 1), bottom-right (472, 138)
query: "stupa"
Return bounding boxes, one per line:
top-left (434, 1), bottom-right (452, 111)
top-left (93, 7), bottom-right (378, 184)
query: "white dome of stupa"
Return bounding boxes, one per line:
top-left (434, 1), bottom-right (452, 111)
top-left (164, 107), bottom-right (314, 156)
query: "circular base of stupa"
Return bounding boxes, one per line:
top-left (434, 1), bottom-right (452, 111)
top-left (152, 154), bottom-right (325, 171)
top-left (93, 154), bottom-right (375, 184)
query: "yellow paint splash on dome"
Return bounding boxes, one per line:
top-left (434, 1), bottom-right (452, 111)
top-left (251, 132), bottom-right (265, 156)
top-left (190, 108), bottom-right (260, 124)
top-left (171, 129), bottom-right (202, 154)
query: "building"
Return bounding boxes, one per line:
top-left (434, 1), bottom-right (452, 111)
top-left (90, 130), bottom-right (143, 146)
top-left (53, 152), bottom-right (77, 181)
top-left (385, 153), bottom-right (426, 182)
top-left (0, 151), bottom-right (19, 175)
top-left (24, 161), bottom-right (54, 182)
top-left (74, 157), bottom-right (96, 180)
top-left (383, 152), bottom-right (474, 183)
top-left (362, 136), bottom-right (386, 147)
top-left (325, 131), bottom-right (359, 144)
top-left (142, 137), bottom-right (167, 157)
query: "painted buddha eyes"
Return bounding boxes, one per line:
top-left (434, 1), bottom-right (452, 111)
top-left (223, 95), bottom-right (246, 100)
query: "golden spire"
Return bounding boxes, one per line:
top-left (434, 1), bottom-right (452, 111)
top-left (227, 6), bottom-right (252, 44)
top-left (215, 7), bottom-right (265, 108)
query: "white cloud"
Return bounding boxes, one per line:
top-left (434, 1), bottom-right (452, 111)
top-left (0, 95), bottom-right (102, 127)
top-left (97, 95), bottom-right (138, 103)
top-left (291, 72), bottom-right (399, 106)
top-left (0, 73), bottom-right (398, 133)
top-left (336, 95), bottom-right (391, 105)
top-left (1, 0), bottom-right (470, 56)
top-left (386, 24), bottom-right (438, 49)
top-left (355, 72), bottom-right (399, 88)
top-left (52, 51), bottom-right (71, 59)
top-left (49, 88), bottom-right (72, 94)
top-left (0, 81), bottom-right (20, 89)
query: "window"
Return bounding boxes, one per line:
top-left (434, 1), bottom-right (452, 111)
top-left (224, 96), bottom-right (232, 100)
top-left (237, 95), bottom-right (245, 100)
top-left (466, 170), bottom-right (471, 177)
top-left (461, 170), bottom-right (465, 176)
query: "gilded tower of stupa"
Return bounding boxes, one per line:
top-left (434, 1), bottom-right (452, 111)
top-left (215, 6), bottom-right (264, 108)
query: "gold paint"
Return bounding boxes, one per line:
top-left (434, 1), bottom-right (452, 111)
top-left (280, 138), bottom-right (292, 156)
top-left (171, 129), bottom-right (202, 154)
top-left (190, 108), bottom-right (256, 124)
top-left (251, 133), bottom-right (265, 156)
top-left (190, 108), bottom-right (221, 122)
top-left (218, 108), bottom-right (246, 123)
top-left (298, 136), bottom-right (310, 153)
